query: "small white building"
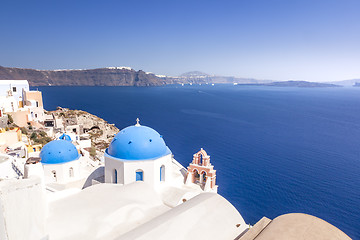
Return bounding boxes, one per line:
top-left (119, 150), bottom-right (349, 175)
top-left (0, 80), bottom-right (46, 125)
top-left (0, 80), bottom-right (29, 105)
top-left (104, 119), bottom-right (172, 191)
top-left (0, 95), bottom-right (18, 113)
top-left (40, 139), bottom-right (81, 183)
top-left (0, 154), bottom-right (18, 179)
top-left (57, 132), bottom-right (91, 149)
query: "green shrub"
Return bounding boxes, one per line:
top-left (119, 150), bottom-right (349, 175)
top-left (89, 146), bottom-right (96, 157)
top-left (35, 136), bottom-right (52, 145)
top-left (20, 127), bottom-right (28, 135)
top-left (7, 114), bottom-right (13, 124)
top-left (30, 132), bottom-right (37, 140)
top-left (39, 131), bottom-right (47, 137)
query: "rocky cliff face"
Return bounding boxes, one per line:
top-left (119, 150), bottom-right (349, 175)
top-left (0, 66), bottom-right (168, 86)
top-left (0, 66), bottom-right (274, 86)
top-left (49, 108), bottom-right (119, 151)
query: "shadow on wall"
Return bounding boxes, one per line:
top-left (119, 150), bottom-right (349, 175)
top-left (82, 166), bottom-right (105, 189)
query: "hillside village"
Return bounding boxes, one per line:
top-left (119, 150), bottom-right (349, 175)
top-left (0, 80), bottom-right (119, 178)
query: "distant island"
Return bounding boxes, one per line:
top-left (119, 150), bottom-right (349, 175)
top-left (263, 80), bottom-right (341, 88)
top-left (0, 66), bottom-right (352, 87)
top-left (354, 82), bottom-right (360, 87)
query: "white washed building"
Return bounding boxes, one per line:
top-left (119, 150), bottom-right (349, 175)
top-left (0, 80), bottom-right (29, 105)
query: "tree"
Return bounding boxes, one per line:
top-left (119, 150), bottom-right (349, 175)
top-left (20, 127), bottom-right (28, 135)
top-left (39, 131), bottom-right (47, 137)
top-left (7, 114), bottom-right (13, 124)
top-left (89, 146), bottom-right (96, 158)
top-left (30, 132), bottom-right (37, 140)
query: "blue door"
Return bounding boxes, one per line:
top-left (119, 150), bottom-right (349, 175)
top-left (136, 170), bottom-right (143, 181)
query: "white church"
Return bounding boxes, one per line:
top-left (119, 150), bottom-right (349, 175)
top-left (0, 119), bottom-right (352, 240)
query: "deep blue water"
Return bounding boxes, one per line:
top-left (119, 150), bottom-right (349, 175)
top-left (34, 85), bottom-right (360, 239)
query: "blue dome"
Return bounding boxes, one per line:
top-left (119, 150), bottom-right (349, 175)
top-left (40, 140), bottom-right (80, 164)
top-left (59, 133), bottom-right (71, 141)
top-left (107, 125), bottom-right (171, 160)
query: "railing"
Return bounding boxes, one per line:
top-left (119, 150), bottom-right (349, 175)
top-left (172, 158), bottom-right (188, 177)
top-left (11, 162), bottom-right (24, 177)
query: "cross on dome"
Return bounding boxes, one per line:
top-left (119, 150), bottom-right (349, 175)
top-left (135, 118), bottom-right (141, 126)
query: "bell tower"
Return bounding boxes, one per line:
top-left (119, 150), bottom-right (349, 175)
top-left (185, 148), bottom-right (217, 192)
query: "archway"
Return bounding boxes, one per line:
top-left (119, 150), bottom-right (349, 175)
top-left (200, 171), bottom-right (207, 184)
top-left (199, 154), bottom-right (203, 165)
top-left (193, 169), bottom-right (200, 183)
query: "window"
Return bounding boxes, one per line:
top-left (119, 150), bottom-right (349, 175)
top-left (136, 170), bottom-right (143, 181)
top-left (114, 169), bottom-right (118, 183)
top-left (160, 165), bottom-right (165, 182)
top-left (52, 170), bottom-right (57, 181)
top-left (69, 167), bottom-right (74, 177)
top-left (201, 171), bottom-right (207, 184)
top-left (12, 87), bottom-right (16, 92)
top-left (193, 169), bottom-right (200, 183)
top-left (36, 101), bottom-right (39, 107)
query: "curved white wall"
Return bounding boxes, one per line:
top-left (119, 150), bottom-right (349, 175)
top-left (104, 153), bottom-right (172, 190)
top-left (43, 159), bottom-right (81, 184)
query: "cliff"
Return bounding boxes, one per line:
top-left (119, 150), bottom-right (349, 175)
top-left (0, 66), bottom-right (274, 86)
top-left (0, 66), bottom-right (168, 87)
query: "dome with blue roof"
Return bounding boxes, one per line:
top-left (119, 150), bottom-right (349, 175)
top-left (59, 133), bottom-right (72, 141)
top-left (107, 120), bottom-right (171, 161)
top-left (40, 140), bottom-right (80, 164)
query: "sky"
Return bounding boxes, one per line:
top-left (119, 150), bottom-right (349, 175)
top-left (0, 0), bottom-right (359, 82)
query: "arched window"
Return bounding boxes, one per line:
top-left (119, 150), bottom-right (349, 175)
top-left (199, 154), bottom-right (203, 166)
top-left (136, 169), bottom-right (143, 181)
top-left (160, 165), bottom-right (165, 182)
top-left (114, 169), bottom-right (118, 184)
top-left (69, 167), bottom-right (74, 177)
top-left (201, 171), bottom-right (207, 184)
top-left (193, 169), bottom-right (200, 183)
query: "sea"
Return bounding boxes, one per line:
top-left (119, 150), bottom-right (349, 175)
top-left (33, 85), bottom-right (360, 239)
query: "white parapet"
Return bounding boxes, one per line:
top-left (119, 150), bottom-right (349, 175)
top-left (0, 176), bottom-right (48, 240)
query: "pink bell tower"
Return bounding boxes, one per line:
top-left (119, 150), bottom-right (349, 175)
top-left (185, 148), bottom-right (217, 192)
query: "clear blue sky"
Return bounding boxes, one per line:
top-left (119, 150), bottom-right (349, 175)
top-left (1, 0), bottom-right (359, 82)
